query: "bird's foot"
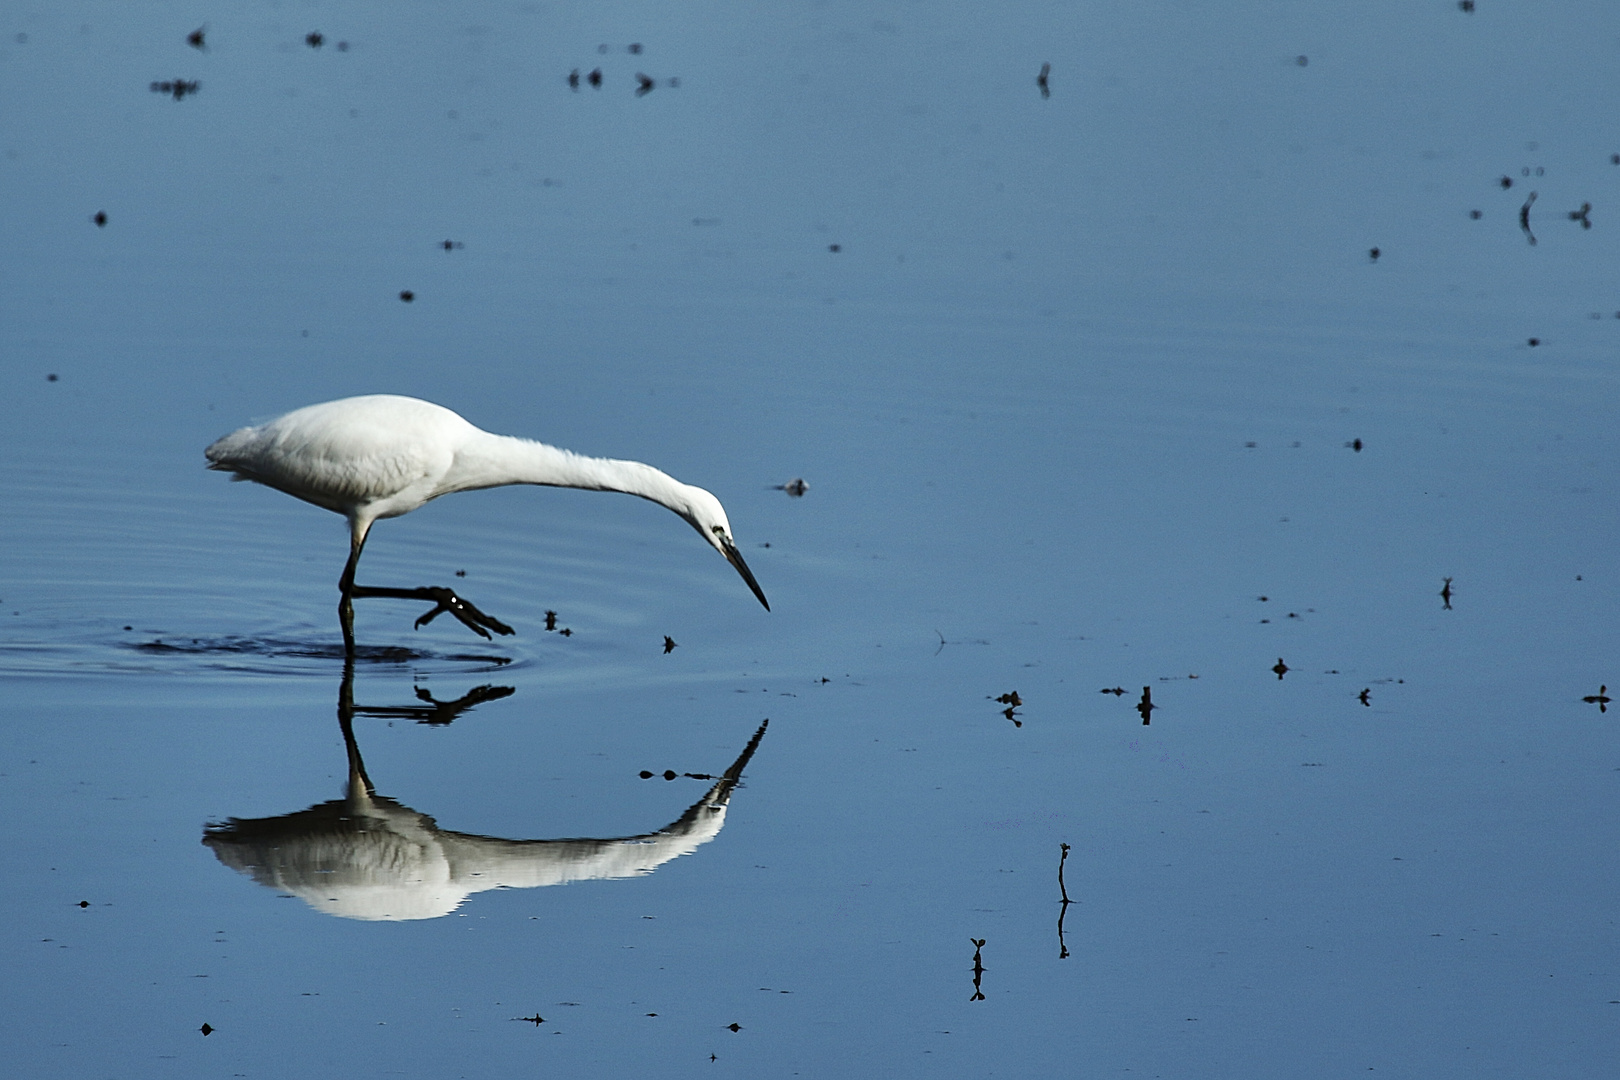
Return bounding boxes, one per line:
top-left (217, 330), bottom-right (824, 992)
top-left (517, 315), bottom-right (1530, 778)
top-left (412, 588), bottom-right (515, 639)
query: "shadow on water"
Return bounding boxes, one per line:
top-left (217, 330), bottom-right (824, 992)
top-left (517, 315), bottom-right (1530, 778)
top-left (126, 635), bottom-right (515, 674)
top-left (202, 662), bottom-right (769, 920)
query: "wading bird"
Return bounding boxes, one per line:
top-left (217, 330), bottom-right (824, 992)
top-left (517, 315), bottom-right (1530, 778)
top-left (206, 395), bottom-right (768, 652)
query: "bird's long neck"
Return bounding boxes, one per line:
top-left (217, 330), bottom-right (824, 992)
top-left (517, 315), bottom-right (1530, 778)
top-left (447, 432), bottom-right (693, 516)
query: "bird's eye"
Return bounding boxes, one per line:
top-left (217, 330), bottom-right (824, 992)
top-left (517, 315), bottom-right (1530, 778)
top-left (712, 525), bottom-right (724, 535)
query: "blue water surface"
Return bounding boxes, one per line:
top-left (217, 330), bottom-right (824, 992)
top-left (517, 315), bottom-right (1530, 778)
top-left (2, 2), bottom-right (1617, 1077)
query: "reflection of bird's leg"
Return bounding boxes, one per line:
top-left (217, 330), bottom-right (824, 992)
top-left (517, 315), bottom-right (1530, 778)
top-left (338, 529), bottom-right (514, 650)
top-left (336, 660), bottom-right (375, 797)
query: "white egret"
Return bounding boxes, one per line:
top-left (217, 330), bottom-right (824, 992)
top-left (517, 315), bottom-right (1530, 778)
top-left (206, 395), bottom-right (768, 651)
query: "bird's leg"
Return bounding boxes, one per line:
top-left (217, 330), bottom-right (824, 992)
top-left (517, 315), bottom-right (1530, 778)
top-left (338, 531), bottom-right (513, 643)
top-left (338, 535), bottom-right (364, 655)
top-left (344, 584), bottom-right (515, 639)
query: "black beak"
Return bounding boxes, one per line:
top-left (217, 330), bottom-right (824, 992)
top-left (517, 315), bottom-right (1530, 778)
top-left (723, 542), bottom-right (770, 610)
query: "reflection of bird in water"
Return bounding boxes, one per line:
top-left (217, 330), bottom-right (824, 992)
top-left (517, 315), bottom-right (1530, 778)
top-left (203, 664), bottom-right (769, 921)
top-left (206, 395), bottom-right (768, 653)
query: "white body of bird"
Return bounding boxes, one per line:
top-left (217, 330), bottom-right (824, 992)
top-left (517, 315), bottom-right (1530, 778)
top-left (206, 395), bottom-right (767, 646)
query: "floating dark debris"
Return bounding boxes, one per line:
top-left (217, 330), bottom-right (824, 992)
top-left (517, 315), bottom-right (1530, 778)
top-left (995, 691), bottom-right (1022, 707)
top-left (150, 79), bottom-right (200, 100)
top-left (1469, 209), bottom-right (1482, 219)
top-left (306, 31), bottom-right (324, 49)
top-left (587, 68), bottom-right (602, 88)
top-left (1037, 61), bottom-right (1050, 98)
top-left (828, 244), bottom-right (842, 253)
top-left (1520, 191), bottom-right (1538, 245)
top-left (1568, 202), bottom-right (1592, 229)
top-left (1459, 1), bottom-right (1474, 12)
top-left (187, 26), bottom-right (206, 50)
top-left (1056, 843), bottom-right (1072, 959)
top-left (93, 211), bottom-right (106, 227)
top-left (1100, 686), bottom-right (1126, 696)
top-left (1136, 686), bottom-right (1155, 725)
top-left (1295, 55), bottom-right (1308, 67)
top-left (1346, 438), bottom-right (1363, 452)
top-left (544, 610), bottom-right (558, 631)
top-left (970, 939), bottom-right (987, 1001)
top-left (1440, 577), bottom-right (1453, 609)
top-left (199, 1023), bottom-right (214, 1036)
top-left (663, 635), bottom-right (677, 654)
top-left (727, 1023), bottom-right (742, 1032)
top-left (514, 1014), bottom-right (545, 1026)
top-left (399, 290), bottom-right (414, 302)
top-left (1527, 337), bottom-right (1540, 347)
top-left (568, 69), bottom-right (580, 90)
top-left (1272, 658), bottom-right (1289, 680)
top-left (1499, 175), bottom-right (1513, 189)
top-left (1359, 688), bottom-right (1371, 706)
top-left (635, 73), bottom-right (655, 96)
top-left (773, 478), bottom-right (809, 497)
top-left (1583, 685), bottom-right (1610, 713)
top-left (442, 239), bottom-right (464, 251)
top-left (1368, 247), bottom-right (1380, 262)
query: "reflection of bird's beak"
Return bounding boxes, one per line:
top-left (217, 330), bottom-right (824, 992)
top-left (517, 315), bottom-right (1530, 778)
top-left (723, 542), bottom-right (770, 610)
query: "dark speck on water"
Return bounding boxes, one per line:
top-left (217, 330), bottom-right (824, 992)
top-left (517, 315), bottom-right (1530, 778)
top-left (150, 79), bottom-right (200, 100)
top-left (306, 31), bottom-right (324, 49)
top-left (399, 290), bottom-right (414, 302)
top-left (92, 211), bottom-right (106, 227)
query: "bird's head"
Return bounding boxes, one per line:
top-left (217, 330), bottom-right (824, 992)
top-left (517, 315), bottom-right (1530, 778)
top-left (680, 486), bottom-right (770, 611)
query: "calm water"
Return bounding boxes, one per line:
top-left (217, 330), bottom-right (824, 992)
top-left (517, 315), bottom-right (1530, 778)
top-left (3, 3), bottom-right (1618, 1076)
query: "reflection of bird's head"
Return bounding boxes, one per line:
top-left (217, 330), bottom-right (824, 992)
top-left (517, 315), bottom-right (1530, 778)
top-left (679, 485), bottom-right (769, 610)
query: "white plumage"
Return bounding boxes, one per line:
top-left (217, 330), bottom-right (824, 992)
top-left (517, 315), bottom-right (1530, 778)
top-left (206, 395), bottom-right (768, 650)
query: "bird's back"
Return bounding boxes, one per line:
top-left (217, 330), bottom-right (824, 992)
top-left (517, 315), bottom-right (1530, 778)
top-left (206, 395), bottom-right (476, 519)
